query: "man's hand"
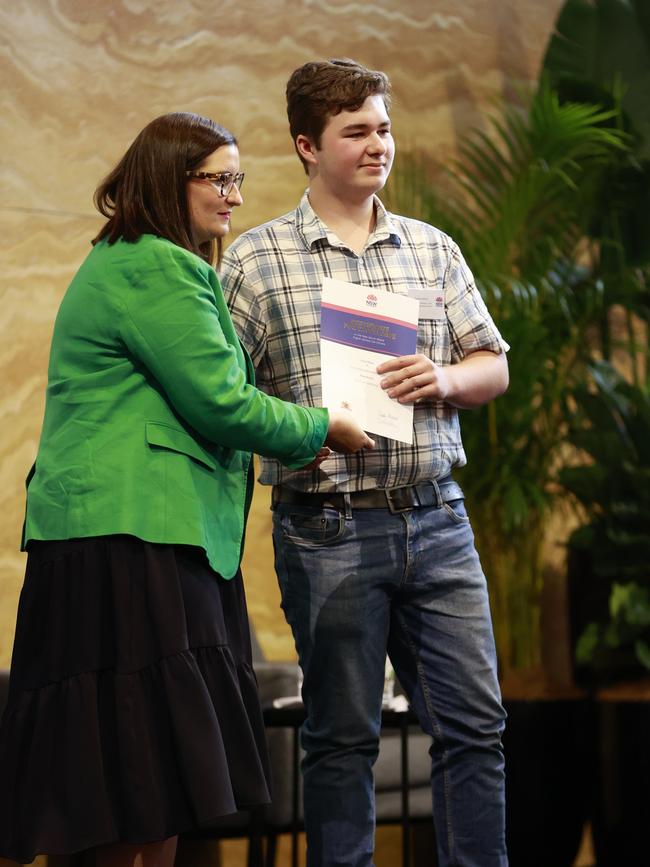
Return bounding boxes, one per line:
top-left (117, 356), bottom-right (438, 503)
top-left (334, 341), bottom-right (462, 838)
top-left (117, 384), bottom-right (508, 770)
top-left (377, 350), bottom-right (509, 409)
top-left (377, 354), bottom-right (450, 404)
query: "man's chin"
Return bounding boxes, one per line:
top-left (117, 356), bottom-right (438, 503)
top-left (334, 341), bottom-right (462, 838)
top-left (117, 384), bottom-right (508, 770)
top-left (366, 178), bottom-right (388, 196)
top-left (355, 174), bottom-right (388, 194)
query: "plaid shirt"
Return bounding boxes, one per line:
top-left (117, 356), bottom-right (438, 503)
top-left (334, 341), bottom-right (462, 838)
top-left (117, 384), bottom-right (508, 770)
top-left (220, 191), bottom-right (508, 493)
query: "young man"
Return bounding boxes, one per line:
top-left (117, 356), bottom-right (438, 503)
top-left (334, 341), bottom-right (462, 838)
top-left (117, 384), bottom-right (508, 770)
top-left (221, 59), bottom-right (509, 867)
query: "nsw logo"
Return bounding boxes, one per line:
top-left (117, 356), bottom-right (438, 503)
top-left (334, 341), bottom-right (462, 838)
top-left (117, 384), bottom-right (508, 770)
top-left (366, 293), bottom-right (378, 308)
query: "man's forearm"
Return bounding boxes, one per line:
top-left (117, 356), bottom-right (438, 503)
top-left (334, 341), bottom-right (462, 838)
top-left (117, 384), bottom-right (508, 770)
top-left (378, 349), bottom-right (509, 408)
top-left (444, 350), bottom-right (509, 409)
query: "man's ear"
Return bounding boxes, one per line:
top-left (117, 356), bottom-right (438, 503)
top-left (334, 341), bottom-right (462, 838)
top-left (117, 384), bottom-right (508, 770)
top-left (295, 134), bottom-right (318, 168)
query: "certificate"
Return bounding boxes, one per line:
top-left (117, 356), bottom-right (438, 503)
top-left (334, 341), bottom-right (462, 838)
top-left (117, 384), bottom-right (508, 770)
top-left (320, 277), bottom-right (419, 444)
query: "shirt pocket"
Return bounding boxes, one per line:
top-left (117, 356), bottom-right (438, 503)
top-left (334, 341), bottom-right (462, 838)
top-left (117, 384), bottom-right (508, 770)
top-left (417, 318), bottom-right (451, 366)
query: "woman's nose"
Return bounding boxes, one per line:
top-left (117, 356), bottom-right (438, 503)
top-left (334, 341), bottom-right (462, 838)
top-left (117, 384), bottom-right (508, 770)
top-left (226, 186), bottom-right (243, 206)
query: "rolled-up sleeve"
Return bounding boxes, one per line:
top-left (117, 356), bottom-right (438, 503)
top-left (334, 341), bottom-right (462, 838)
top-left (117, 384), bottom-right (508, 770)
top-left (444, 242), bottom-right (509, 362)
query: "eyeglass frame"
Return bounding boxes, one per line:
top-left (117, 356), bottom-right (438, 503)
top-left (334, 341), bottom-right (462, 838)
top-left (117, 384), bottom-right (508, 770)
top-left (185, 170), bottom-right (245, 197)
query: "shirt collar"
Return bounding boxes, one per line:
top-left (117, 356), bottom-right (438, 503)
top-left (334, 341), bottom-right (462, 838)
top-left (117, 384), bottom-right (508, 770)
top-left (296, 190), bottom-right (402, 252)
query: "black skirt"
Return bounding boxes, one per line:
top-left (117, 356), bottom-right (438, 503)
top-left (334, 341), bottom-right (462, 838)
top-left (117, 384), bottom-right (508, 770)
top-left (0, 535), bottom-right (271, 863)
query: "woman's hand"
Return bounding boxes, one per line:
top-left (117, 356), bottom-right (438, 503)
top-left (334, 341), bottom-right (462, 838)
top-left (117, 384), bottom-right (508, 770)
top-left (325, 411), bottom-right (376, 453)
top-left (297, 445), bottom-right (333, 471)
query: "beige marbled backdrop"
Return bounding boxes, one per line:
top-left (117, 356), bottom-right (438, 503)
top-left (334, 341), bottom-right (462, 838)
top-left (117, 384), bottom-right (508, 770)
top-left (0, 0), bottom-right (565, 667)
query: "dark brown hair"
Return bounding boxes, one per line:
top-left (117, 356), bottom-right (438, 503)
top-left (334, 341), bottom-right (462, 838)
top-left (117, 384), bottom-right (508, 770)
top-left (93, 112), bottom-right (236, 265)
top-left (286, 58), bottom-right (392, 174)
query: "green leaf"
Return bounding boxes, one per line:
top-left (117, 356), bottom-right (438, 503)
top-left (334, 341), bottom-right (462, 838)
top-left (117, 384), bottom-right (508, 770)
top-left (610, 583), bottom-right (650, 626)
top-left (635, 638), bottom-right (650, 670)
top-left (576, 622), bottom-right (602, 664)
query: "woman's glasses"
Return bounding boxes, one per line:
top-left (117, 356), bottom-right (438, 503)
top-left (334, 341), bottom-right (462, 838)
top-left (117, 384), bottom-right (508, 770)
top-left (185, 170), bottom-right (245, 197)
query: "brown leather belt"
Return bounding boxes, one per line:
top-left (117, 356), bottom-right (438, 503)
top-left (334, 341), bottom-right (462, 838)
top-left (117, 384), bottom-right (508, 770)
top-left (271, 475), bottom-right (461, 515)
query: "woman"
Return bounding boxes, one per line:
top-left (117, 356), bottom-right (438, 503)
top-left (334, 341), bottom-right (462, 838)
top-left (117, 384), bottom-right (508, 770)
top-left (0, 112), bottom-right (373, 866)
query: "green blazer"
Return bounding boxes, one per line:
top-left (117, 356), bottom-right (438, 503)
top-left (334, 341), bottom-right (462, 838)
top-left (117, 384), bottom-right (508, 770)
top-left (23, 234), bottom-right (328, 578)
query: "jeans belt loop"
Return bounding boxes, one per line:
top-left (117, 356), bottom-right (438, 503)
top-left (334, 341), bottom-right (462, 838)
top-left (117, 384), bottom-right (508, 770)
top-left (429, 477), bottom-right (443, 509)
top-left (342, 492), bottom-right (353, 520)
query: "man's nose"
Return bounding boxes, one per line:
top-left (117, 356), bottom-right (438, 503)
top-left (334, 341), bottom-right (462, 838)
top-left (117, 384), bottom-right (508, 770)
top-left (367, 133), bottom-right (387, 154)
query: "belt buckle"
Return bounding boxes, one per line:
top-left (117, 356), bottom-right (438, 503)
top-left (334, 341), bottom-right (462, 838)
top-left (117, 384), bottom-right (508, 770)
top-left (384, 486), bottom-right (416, 514)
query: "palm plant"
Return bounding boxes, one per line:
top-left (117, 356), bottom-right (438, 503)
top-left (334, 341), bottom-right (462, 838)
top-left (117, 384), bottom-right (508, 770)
top-left (560, 362), bottom-right (650, 684)
top-left (542, 0), bottom-right (650, 686)
top-left (386, 0), bottom-right (650, 680)
top-left (386, 83), bottom-right (629, 676)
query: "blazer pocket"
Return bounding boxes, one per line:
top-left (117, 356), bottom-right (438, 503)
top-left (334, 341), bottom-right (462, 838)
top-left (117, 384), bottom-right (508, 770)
top-left (145, 421), bottom-right (217, 471)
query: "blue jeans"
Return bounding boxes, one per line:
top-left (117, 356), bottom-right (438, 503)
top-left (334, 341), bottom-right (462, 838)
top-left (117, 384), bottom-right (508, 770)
top-left (272, 488), bottom-right (508, 867)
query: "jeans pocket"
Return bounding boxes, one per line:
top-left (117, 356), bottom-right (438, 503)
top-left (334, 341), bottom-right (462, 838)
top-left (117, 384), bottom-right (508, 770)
top-left (278, 507), bottom-right (346, 546)
top-left (441, 497), bottom-right (470, 524)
